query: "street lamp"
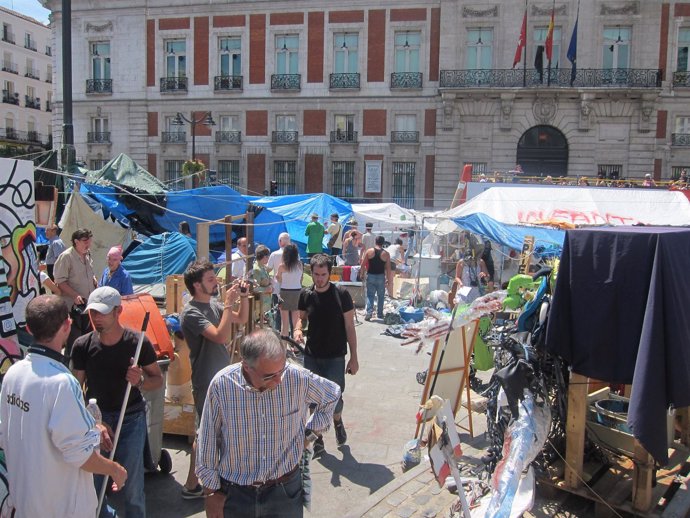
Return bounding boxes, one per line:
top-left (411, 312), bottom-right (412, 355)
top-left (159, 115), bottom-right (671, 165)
top-left (171, 111), bottom-right (216, 161)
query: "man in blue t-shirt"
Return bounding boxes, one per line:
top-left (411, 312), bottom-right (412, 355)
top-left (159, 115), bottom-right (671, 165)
top-left (295, 254), bottom-right (359, 456)
top-left (99, 246), bottom-right (134, 295)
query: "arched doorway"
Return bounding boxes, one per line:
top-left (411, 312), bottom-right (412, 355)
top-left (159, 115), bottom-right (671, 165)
top-left (516, 125), bottom-right (569, 177)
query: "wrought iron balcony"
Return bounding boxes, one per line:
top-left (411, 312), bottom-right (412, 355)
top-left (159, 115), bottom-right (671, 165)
top-left (45, 101), bottom-right (51, 112)
top-left (162, 131), bottom-right (186, 143)
top-left (271, 74), bottom-right (301, 91)
top-left (440, 68), bottom-right (662, 89)
top-left (329, 73), bottom-right (360, 89)
top-left (2, 32), bottom-right (15, 44)
top-left (673, 72), bottom-right (690, 87)
top-left (1, 128), bottom-right (46, 145)
top-left (87, 132), bottom-right (111, 144)
top-left (1, 127), bottom-right (18, 140)
top-left (24, 40), bottom-right (37, 52)
top-left (2, 90), bottom-right (19, 105)
top-left (672, 133), bottom-right (690, 146)
top-left (25, 67), bottom-right (40, 80)
top-left (25, 95), bottom-right (41, 110)
top-left (2, 61), bottom-right (17, 74)
top-left (27, 131), bottom-right (40, 143)
top-left (215, 130), bottom-right (242, 144)
top-left (272, 131), bottom-right (298, 144)
top-left (391, 72), bottom-right (423, 89)
top-left (330, 130), bottom-right (358, 144)
top-left (391, 131), bottom-right (419, 143)
top-left (160, 76), bottom-right (188, 92)
top-left (86, 79), bottom-right (113, 94)
top-left (214, 75), bottom-right (243, 91)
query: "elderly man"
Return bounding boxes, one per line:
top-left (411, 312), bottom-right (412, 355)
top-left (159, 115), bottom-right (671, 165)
top-left (72, 287), bottom-right (164, 518)
top-left (196, 329), bottom-right (340, 518)
top-left (44, 224), bottom-right (66, 279)
top-left (231, 237), bottom-right (249, 279)
top-left (99, 246), bottom-right (134, 295)
top-left (0, 295), bottom-right (126, 518)
top-left (53, 228), bottom-right (98, 354)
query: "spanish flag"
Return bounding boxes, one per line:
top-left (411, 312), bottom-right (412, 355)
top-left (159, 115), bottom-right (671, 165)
top-left (545, 8), bottom-right (555, 62)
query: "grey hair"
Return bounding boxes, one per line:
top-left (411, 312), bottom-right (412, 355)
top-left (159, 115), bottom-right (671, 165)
top-left (241, 329), bottom-right (286, 367)
top-left (278, 232), bottom-right (291, 246)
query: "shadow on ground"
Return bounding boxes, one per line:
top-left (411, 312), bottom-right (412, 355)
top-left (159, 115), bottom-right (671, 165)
top-left (315, 445), bottom-right (395, 494)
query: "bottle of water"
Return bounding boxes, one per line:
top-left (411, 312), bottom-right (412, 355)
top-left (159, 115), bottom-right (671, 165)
top-left (86, 398), bottom-right (102, 425)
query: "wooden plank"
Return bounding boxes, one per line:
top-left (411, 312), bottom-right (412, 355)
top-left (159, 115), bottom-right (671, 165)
top-left (197, 221), bottom-right (210, 260)
top-left (565, 372), bottom-right (589, 489)
top-left (632, 439), bottom-right (654, 512)
top-left (678, 407), bottom-right (690, 447)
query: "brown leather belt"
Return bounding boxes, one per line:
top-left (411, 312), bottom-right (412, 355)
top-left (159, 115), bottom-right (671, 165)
top-left (223, 466), bottom-right (299, 491)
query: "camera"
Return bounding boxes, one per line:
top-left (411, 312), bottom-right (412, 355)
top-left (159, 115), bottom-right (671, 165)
top-left (71, 303), bottom-right (87, 315)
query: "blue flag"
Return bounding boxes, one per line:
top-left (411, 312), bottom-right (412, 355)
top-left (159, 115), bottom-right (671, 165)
top-left (567, 17), bottom-right (578, 86)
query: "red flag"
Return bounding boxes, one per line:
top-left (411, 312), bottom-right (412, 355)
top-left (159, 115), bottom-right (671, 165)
top-left (545, 8), bottom-right (555, 61)
top-left (513, 10), bottom-right (527, 68)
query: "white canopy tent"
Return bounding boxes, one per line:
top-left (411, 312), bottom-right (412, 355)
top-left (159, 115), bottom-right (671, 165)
top-left (350, 202), bottom-right (417, 231)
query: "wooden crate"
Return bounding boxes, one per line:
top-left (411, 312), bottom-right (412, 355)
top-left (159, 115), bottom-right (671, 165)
top-left (163, 400), bottom-right (196, 438)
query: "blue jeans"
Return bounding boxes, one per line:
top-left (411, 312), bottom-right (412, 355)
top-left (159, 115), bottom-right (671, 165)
top-left (97, 410), bottom-right (147, 518)
top-left (304, 355), bottom-right (345, 415)
top-left (366, 273), bottom-right (386, 318)
top-left (222, 469), bottom-right (303, 518)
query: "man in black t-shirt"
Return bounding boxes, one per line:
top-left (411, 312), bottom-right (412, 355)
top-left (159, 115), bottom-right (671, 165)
top-left (71, 287), bottom-right (163, 518)
top-left (295, 254), bottom-right (359, 456)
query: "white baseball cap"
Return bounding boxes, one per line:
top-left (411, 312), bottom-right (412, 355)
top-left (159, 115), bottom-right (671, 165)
top-left (86, 286), bottom-right (121, 314)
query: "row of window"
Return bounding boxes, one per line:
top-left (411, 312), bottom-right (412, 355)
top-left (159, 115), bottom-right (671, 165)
top-left (155, 159), bottom-right (417, 207)
top-left (86, 26), bottom-right (690, 88)
top-left (2, 80), bottom-right (51, 110)
top-left (1, 22), bottom-right (50, 55)
top-left (1, 51), bottom-right (52, 82)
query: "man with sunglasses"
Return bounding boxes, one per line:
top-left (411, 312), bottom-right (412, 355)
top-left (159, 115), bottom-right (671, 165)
top-left (196, 329), bottom-right (340, 518)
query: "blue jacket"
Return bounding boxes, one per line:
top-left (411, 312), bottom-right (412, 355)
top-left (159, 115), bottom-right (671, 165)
top-left (99, 265), bottom-right (134, 295)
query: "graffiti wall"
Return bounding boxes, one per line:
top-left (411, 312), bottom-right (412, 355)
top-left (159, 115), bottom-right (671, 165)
top-left (0, 158), bottom-right (39, 337)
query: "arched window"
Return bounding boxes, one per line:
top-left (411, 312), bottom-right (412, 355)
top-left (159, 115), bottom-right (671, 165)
top-left (516, 125), bottom-right (569, 177)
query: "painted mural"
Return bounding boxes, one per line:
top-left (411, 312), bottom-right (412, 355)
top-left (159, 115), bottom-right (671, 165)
top-left (0, 158), bottom-right (40, 336)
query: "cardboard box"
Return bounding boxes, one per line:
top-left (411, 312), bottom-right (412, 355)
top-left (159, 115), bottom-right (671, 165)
top-left (163, 400), bottom-right (196, 438)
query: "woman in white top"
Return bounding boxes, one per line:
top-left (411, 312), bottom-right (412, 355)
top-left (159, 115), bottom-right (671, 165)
top-left (276, 243), bottom-right (303, 338)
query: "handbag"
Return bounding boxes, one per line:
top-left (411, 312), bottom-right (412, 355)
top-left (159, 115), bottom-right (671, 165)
top-left (327, 224), bottom-right (341, 248)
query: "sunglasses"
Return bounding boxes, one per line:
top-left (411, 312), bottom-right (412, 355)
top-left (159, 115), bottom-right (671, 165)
top-left (248, 362), bottom-right (288, 382)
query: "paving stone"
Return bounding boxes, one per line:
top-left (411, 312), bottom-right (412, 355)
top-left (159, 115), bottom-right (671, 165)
top-left (396, 506), bottom-right (415, 518)
top-left (399, 479), bottom-right (426, 496)
top-left (413, 494), bottom-right (432, 506)
top-left (430, 485), bottom-right (443, 495)
top-left (386, 492), bottom-right (409, 507)
top-left (363, 503), bottom-right (393, 518)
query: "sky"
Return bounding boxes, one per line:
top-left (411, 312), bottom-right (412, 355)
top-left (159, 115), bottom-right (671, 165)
top-left (1, 0), bottom-right (50, 24)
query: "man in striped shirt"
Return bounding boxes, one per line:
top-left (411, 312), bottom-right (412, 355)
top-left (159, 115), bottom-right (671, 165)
top-left (196, 329), bottom-right (340, 518)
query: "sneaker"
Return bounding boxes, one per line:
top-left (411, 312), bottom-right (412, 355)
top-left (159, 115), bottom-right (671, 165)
top-left (181, 484), bottom-right (205, 500)
top-left (313, 436), bottom-right (325, 458)
top-left (364, 314), bottom-right (372, 321)
top-left (377, 314), bottom-right (384, 320)
top-left (334, 419), bottom-right (347, 446)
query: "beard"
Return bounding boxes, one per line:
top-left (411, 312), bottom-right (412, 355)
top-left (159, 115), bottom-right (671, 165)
top-left (201, 283), bottom-right (219, 297)
top-left (314, 277), bottom-right (329, 289)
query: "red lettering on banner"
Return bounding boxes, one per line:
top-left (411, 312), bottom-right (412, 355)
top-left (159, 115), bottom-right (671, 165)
top-left (517, 208), bottom-right (639, 226)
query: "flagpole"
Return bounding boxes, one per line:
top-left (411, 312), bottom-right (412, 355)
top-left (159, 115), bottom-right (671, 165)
top-left (547, 0), bottom-right (555, 86)
top-left (522, 0), bottom-right (528, 87)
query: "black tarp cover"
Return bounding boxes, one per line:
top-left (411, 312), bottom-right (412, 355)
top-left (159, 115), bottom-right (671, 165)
top-left (546, 226), bottom-right (690, 464)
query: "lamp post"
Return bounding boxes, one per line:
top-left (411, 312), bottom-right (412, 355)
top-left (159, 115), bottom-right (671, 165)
top-left (171, 111), bottom-right (216, 161)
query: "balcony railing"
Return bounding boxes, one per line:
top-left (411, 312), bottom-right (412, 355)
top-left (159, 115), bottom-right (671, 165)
top-left (87, 131), bottom-right (111, 144)
top-left (86, 79), bottom-right (112, 94)
top-left (214, 75), bottom-right (243, 91)
top-left (329, 73), bottom-right (360, 89)
top-left (391, 131), bottom-right (419, 143)
top-left (25, 67), bottom-right (40, 80)
top-left (215, 130), bottom-right (242, 144)
top-left (25, 96), bottom-right (41, 110)
top-left (2, 91), bottom-right (19, 105)
top-left (46, 75), bottom-right (52, 84)
top-left (24, 40), bottom-right (37, 52)
top-left (45, 101), bottom-right (51, 112)
top-left (160, 76), bottom-right (188, 92)
top-left (2, 61), bottom-right (17, 74)
top-left (1, 127), bottom-right (47, 145)
top-left (161, 131), bottom-right (186, 143)
top-left (672, 133), bottom-right (690, 146)
top-left (271, 74), bottom-right (301, 91)
top-left (2, 32), bottom-right (15, 44)
top-left (391, 72), bottom-right (423, 89)
top-left (272, 131), bottom-right (298, 144)
top-left (440, 68), bottom-right (662, 88)
top-left (673, 71), bottom-right (690, 87)
top-left (330, 130), bottom-right (358, 144)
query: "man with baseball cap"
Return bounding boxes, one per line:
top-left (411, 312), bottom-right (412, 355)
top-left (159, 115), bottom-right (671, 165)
top-left (99, 245), bottom-right (134, 295)
top-left (304, 212), bottom-right (325, 259)
top-left (71, 287), bottom-right (164, 518)
top-left (361, 222), bottom-right (376, 252)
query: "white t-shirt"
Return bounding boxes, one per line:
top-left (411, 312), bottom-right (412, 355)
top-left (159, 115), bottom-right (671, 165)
top-left (267, 247), bottom-right (284, 294)
top-left (0, 351), bottom-right (100, 518)
top-left (362, 231), bottom-right (376, 251)
top-left (231, 250), bottom-right (246, 278)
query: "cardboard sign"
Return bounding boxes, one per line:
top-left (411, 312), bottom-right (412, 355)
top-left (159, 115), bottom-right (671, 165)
top-left (517, 235), bottom-right (535, 275)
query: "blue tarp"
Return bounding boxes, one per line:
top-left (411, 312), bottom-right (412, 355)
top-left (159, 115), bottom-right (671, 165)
top-left (452, 213), bottom-right (565, 257)
top-left (122, 232), bottom-right (197, 284)
top-left (80, 183), bottom-right (134, 225)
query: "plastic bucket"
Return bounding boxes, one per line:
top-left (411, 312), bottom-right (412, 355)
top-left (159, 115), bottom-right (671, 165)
top-left (399, 307), bottom-right (424, 323)
top-left (594, 399), bottom-right (631, 433)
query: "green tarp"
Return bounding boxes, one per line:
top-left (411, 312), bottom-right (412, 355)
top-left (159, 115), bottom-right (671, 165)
top-left (85, 153), bottom-right (166, 195)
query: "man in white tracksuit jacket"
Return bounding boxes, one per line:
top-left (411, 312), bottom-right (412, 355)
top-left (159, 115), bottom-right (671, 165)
top-left (0, 295), bottom-right (126, 518)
